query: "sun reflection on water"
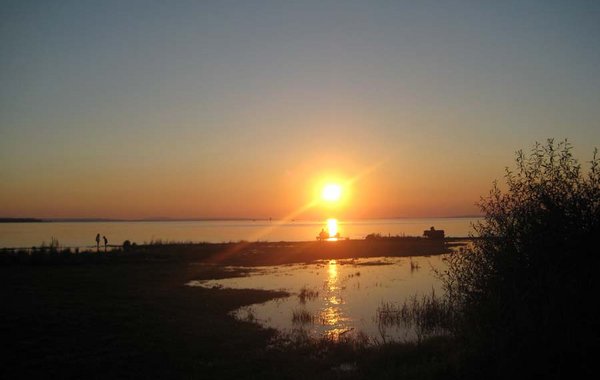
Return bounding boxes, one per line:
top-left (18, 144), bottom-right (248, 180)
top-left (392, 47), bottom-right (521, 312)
top-left (191, 255), bottom-right (449, 342)
top-left (318, 259), bottom-right (351, 340)
top-left (326, 218), bottom-right (340, 241)
top-left (328, 259), bottom-right (338, 282)
top-left (320, 306), bottom-right (340, 326)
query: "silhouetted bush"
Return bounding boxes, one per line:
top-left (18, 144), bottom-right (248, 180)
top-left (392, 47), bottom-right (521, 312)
top-left (365, 233), bottom-right (382, 240)
top-left (122, 240), bottom-right (132, 251)
top-left (443, 140), bottom-right (599, 378)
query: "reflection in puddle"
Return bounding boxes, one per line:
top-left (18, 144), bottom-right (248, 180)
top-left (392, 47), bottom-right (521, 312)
top-left (187, 255), bottom-right (448, 342)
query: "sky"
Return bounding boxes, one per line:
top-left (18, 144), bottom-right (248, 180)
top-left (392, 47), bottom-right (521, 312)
top-left (1, 1), bottom-right (599, 219)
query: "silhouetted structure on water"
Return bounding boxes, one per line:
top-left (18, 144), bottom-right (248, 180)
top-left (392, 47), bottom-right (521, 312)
top-left (423, 226), bottom-right (444, 239)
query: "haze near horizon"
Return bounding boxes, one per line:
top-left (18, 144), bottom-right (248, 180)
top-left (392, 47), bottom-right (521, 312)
top-left (1, 1), bottom-right (599, 219)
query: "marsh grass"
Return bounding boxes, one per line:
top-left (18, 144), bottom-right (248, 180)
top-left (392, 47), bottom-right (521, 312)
top-left (410, 258), bottom-right (421, 272)
top-left (347, 271), bottom-right (361, 278)
top-left (291, 308), bottom-right (315, 324)
top-left (376, 289), bottom-right (454, 343)
top-left (297, 286), bottom-right (319, 304)
top-left (266, 327), bottom-right (458, 379)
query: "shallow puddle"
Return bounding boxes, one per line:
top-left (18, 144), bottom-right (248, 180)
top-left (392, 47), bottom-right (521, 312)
top-left (187, 255), bottom-right (448, 342)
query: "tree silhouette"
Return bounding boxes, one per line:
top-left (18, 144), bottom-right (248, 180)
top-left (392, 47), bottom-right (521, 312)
top-left (443, 139), bottom-right (599, 378)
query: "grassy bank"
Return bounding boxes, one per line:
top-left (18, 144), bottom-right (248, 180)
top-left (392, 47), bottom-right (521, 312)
top-left (1, 236), bottom-right (457, 266)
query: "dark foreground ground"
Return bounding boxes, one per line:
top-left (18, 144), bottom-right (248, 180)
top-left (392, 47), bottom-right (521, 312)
top-left (1, 239), bottom-right (465, 379)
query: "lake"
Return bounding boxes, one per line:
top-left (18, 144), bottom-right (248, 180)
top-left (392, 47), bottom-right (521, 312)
top-left (0, 217), bottom-right (480, 249)
top-left (188, 254), bottom-right (449, 343)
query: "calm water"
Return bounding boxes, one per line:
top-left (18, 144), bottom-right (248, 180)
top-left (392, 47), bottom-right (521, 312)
top-left (0, 217), bottom-right (480, 249)
top-left (188, 255), bottom-right (448, 342)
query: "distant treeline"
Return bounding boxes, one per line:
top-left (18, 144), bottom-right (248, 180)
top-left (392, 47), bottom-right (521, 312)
top-left (0, 218), bottom-right (44, 223)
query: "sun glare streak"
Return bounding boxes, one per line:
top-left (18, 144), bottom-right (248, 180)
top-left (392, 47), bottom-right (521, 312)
top-left (208, 199), bottom-right (319, 263)
top-left (344, 157), bottom-right (389, 189)
top-left (209, 158), bottom-right (387, 260)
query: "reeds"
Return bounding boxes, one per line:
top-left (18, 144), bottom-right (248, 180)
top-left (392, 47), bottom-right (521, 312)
top-left (297, 286), bottom-right (319, 304)
top-left (410, 258), bottom-right (421, 272)
top-left (376, 289), bottom-right (454, 343)
top-left (291, 308), bottom-right (314, 324)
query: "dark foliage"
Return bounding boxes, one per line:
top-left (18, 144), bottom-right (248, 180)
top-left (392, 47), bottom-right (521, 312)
top-left (443, 140), bottom-right (600, 378)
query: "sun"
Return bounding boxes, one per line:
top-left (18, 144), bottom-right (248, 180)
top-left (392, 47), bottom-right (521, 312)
top-left (322, 183), bottom-right (342, 202)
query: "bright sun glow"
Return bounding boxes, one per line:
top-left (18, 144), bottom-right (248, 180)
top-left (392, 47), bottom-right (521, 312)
top-left (322, 184), bottom-right (342, 202)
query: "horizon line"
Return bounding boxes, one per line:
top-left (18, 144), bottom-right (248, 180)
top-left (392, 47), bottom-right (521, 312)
top-left (0, 215), bottom-right (484, 223)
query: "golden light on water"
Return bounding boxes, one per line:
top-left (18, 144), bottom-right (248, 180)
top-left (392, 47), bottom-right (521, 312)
top-left (327, 259), bottom-right (338, 287)
top-left (320, 259), bottom-right (352, 340)
top-left (323, 260), bottom-right (341, 322)
top-left (326, 218), bottom-right (338, 239)
top-left (320, 306), bottom-right (340, 326)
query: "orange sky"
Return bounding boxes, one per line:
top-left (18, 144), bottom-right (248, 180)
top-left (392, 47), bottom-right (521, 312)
top-left (1, 144), bottom-right (504, 219)
top-left (1, 2), bottom-right (599, 219)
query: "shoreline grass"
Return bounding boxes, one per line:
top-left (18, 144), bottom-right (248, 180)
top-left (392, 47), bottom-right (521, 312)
top-left (0, 237), bottom-right (464, 267)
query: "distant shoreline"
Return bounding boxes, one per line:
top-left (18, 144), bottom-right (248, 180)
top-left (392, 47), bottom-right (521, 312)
top-left (0, 218), bottom-right (45, 223)
top-left (0, 215), bottom-right (484, 223)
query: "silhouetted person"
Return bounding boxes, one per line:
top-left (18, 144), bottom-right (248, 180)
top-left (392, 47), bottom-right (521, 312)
top-left (103, 236), bottom-right (108, 252)
top-left (95, 233), bottom-right (101, 251)
top-left (318, 228), bottom-right (328, 241)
